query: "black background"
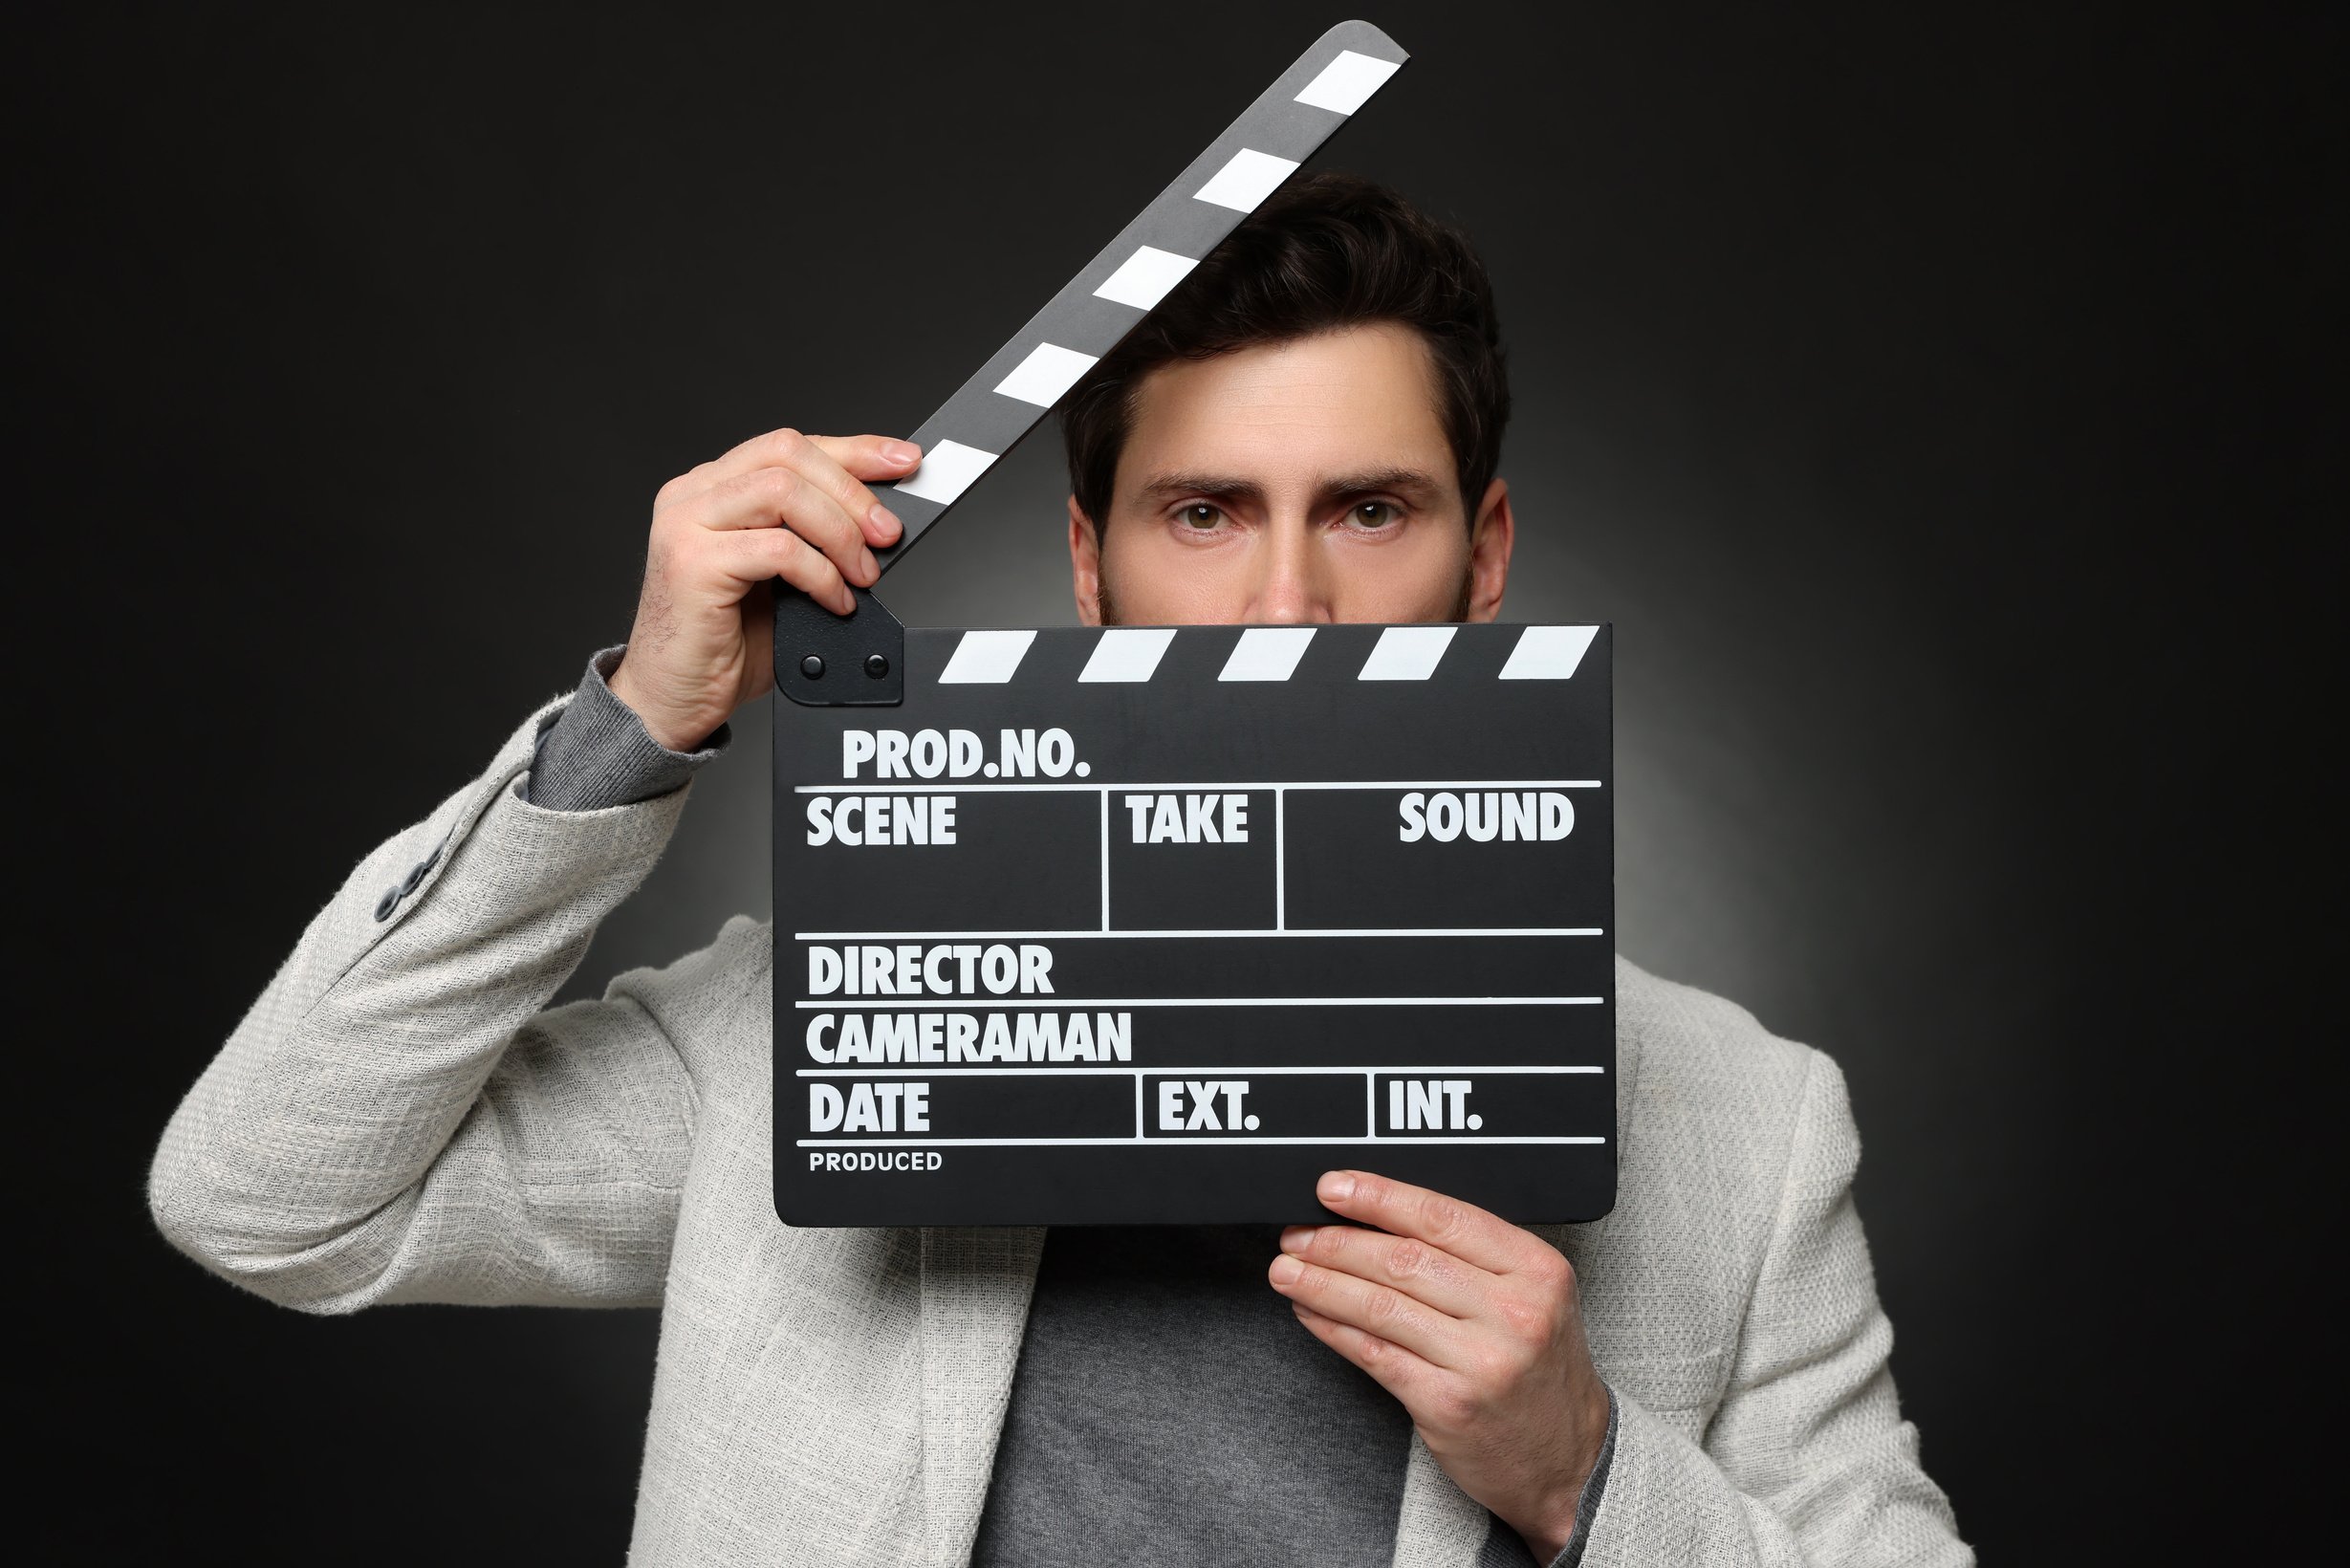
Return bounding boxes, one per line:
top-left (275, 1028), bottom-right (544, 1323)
top-left (16, 2), bottom-right (2330, 1561)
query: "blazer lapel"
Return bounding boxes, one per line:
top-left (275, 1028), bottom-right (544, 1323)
top-left (919, 1225), bottom-right (1047, 1568)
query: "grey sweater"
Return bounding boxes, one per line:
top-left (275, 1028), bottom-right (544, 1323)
top-left (532, 645), bottom-right (1612, 1566)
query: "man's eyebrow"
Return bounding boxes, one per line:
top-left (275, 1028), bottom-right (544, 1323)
top-left (1131, 468), bottom-right (1448, 506)
top-left (1134, 473), bottom-right (1266, 505)
top-left (1315, 468), bottom-right (1447, 505)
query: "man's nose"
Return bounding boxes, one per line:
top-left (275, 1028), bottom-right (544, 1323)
top-left (1245, 518), bottom-right (1332, 624)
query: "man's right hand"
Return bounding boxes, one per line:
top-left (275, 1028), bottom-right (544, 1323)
top-left (606, 428), bottom-right (920, 751)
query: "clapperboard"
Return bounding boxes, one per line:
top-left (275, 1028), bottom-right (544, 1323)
top-left (770, 22), bottom-right (1617, 1227)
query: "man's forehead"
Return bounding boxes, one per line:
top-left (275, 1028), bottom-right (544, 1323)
top-left (1112, 324), bottom-right (1456, 504)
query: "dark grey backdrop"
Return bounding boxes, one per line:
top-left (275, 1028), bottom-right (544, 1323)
top-left (19, 2), bottom-right (2328, 1562)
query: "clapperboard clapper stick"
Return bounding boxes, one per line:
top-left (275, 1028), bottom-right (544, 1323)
top-left (771, 21), bottom-right (1618, 1227)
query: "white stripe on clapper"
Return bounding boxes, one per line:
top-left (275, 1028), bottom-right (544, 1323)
top-left (993, 343), bottom-right (1100, 408)
top-left (796, 996), bottom-right (1599, 1011)
top-left (1498, 625), bottom-right (1599, 681)
top-left (1193, 148), bottom-right (1301, 212)
top-left (1219, 627), bottom-right (1316, 682)
top-left (1294, 51), bottom-right (1403, 115)
top-left (938, 629), bottom-right (1037, 684)
top-left (1079, 627), bottom-right (1177, 683)
top-left (1095, 247), bottom-right (1200, 311)
top-left (892, 439), bottom-right (997, 506)
top-left (1357, 624), bottom-right (1455, 681)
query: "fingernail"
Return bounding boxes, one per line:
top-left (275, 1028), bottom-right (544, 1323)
top-left (859, 548), bottom-right (880, 582)
top-left (1269, 1254), bottom-right (1304, 1285)
top-left (1280, 1226), bottom-right (1316, 1253)
top-left (884, 441), bottom-right (921, 467)
top-left (868, 504), bottom-right (903, 540)
top-left (1317, 1172), bottom-right (1357, 1203)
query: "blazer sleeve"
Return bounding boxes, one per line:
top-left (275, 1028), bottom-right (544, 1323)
top-left (1577, 1054), bottom-right (1972, 1567)
top-left (146, 692), bottom-right (745, 1314)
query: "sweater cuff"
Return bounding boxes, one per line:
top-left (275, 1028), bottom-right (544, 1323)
top-left (1546, 1387), bottom-right (1619, 1568)
top-left (524, 644), bottom-right (730, 811)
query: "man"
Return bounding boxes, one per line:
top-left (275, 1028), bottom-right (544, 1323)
top-left (149, 175), bottom-right (1969, 1566)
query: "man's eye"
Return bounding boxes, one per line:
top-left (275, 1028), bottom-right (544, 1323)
top-left (1350, 501), bottom-right (1403, 529)
top-left (1181, 504), bottom-right (1224, 530)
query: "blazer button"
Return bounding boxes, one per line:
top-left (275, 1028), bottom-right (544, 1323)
top-left (373, 886), bottom-right (402, 921)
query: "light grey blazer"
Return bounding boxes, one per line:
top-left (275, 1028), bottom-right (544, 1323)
top-left (149, 694), bottom-right (1970, 1567)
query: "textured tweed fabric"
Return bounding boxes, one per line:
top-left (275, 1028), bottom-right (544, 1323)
top-left (149, 693), bottom-right (1971, 1567)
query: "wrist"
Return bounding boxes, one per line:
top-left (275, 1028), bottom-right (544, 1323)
top-left (604, 656), bottom-right (709, 753)
top-left (1509, 1384), bottom-right (1612, 1563)
top-left (1510, 1489), bottom-right (1585, 1565)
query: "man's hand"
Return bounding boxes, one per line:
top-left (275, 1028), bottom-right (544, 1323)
top-left (606, 428), bottom-right (920, 751)
top-left (1268, 1170), bottom-right (1610, 1562)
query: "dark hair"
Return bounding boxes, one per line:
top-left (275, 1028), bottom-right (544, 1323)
top-left (1059, 172), bottom-right (1510, 528)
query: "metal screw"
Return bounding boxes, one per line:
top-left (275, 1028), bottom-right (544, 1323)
top-left (799, 655), bottom-right (825, 680)
top-left (864, 654), bottom-right (890, 679)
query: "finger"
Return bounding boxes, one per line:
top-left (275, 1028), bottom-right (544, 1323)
top-left (697, 428), bottom-right (917, 544)
top-left (1278, 1223), bottom-right (1492, 1319)
top-left (1268, 1250), bottom-right (1469, 1371)
top-left (701, 425), bottom-right (919, 486)
top-left (797, 433), bottom-right (914, 546)
top-left (1288, 1302), bottom-right (1447, 1410)
top-left (710, 527), bottom-right (854, 616)
top-left (683, 466), bottom-right (878, 589)
top-left (806, 432), bottom-right (925, 484)
top-left (1315, 1170), bottom-right (1543, 1277)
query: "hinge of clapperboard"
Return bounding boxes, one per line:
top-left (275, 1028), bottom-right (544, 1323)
top-left (772, 20), bottom-right (1409, 708)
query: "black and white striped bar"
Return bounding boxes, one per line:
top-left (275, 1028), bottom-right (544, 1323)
top-left (773, 622), bottom-right (1616, 1226)
top-left (932, 621), bottom-right (1598, 686)
top-left (869, 20), bottom-right (1409, 567)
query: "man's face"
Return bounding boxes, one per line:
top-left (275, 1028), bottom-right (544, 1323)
top-left (1068, 322), bottom-right (1513, 626)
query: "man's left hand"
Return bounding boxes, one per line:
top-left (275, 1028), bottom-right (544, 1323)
top-left (1268, 1170), bottom-right (1610, 1562)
